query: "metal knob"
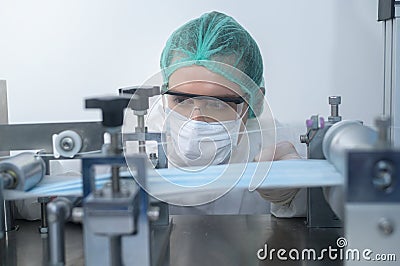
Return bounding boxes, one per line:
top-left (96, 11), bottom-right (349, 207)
top-left (85, 96), bottom-right (130, 128)
top-left (119, 86), bottom-right (160, 112)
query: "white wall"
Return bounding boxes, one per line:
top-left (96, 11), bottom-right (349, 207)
top-left (0, 0), bottom-right (383, 127)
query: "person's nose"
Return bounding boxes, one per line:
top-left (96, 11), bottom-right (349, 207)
top-left (189, 105), bottom-right (206, 122)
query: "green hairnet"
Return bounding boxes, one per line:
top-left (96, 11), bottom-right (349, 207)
top-left (160, 11), bottom-right (264, 118)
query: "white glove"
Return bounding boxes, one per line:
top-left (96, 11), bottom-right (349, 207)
top-left (255, 141), bottom-right (301, 205)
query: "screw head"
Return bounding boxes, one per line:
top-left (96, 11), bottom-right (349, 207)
top-left (373, 160), bottom-right (394, 192)
top-left (38, 226), bottom-right (48, 234)
top-left (378, 218), bottom-right (394, 235)
top-left (147, 206), bottom-right (160, 222)
top-left (300, 135), bottom-right (308, 144)
top-left (60, 137), bottom-right (74, 151)
top-left (329, 96), bottom-right (341, 105)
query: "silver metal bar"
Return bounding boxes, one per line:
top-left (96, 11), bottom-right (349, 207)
top-left (383, 5), bottom-right (400, 147)
top-left (0, 178), bottom-right (4, 239)
top-left (0, 80), bottom-right (9, 158)
top-left (111, 165), bottom-right (120, 194)
top-left (110, 131), bottom-right (121, 154)
top-left (109, 236), bottom-right (123, 266)
top-left (137, 115), bottom-right (146, 153)
top-left (0, 81), bottom-right (8, 126)
top-left (47, 198), bottom-right (72, 266)
top-left (3, 201), bottom-right (17, 232)
top-left (0, 122), bottom-right (104, 153)
top-left (393, 7), bottom-right (400, 146)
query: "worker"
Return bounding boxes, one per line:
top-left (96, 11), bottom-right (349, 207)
top-left (145, 11), bottom-right (306, 216)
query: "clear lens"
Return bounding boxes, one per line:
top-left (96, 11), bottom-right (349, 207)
top-left (164, 94), bottom-right (244, 121)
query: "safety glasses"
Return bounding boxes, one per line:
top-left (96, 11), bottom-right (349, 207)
top-left (162, 90), bottom-right (248, 122)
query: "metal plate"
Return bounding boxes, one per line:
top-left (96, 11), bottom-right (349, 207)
top-left (347, 151), bottom-right (400, 203)
top-left (0, 122), bottom-right (104, 153)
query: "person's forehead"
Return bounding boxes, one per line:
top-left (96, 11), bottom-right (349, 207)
top-left (168, 66), bottom-right (243, 97)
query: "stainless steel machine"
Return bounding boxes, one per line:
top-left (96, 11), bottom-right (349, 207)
top-left (0, 85), bottom-right (172, 266)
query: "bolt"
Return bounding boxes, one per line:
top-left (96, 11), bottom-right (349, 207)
top-left (300, 134), bottom-right (308, 144)
top-left (61, 137), bottom-right (74, 151)
top-left (38, 226), bottom-right (48, 234)
top-left (378, 218), bottom-right (394, 235)
top-left (328, 96), bottom-right (342, 123)
top-left (329, 96), bottom-right (341, 105)
top-left (373, 160), bottom-right (394, 192)
top-left (147, 206), bottom-right (160, 222)
top-left (38, 196), bottom-right (52, 234)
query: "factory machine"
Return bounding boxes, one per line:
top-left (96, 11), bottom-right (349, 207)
top-left (0, 83), bottom-right (173, 265)
top-left (0, 1), bottom-right (399, 265)
top-left (0, 90), bottom-right (398, 265)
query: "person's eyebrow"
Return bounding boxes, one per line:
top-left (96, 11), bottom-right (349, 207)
top-left (163, 90), bottom-right (245, 104)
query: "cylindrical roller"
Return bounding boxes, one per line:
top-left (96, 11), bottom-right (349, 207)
top-left (0, 152), bottom-right (46, 191)
top-left (323, 120), bottom-right (377, 175)
top-left (322, 120), bottom-right (378, 220)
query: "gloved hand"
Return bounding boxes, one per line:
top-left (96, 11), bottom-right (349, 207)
top-left (255, 141), bottom-right (301, 205)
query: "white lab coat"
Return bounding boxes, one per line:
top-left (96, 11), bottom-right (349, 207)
top-left (139, 96), bottom-right (307, 216)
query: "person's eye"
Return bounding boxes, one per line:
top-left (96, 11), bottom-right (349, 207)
top-left (173, 96), bottom-right (193, 105)
top-left (207, 100), bottom-right (226, 109)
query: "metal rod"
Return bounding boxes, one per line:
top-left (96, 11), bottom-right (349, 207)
top-left (47, 198), bottom-right (72, 266)
top-left (39, 197), bottom-right (57, 234)
top-left (111, 166), bottom-right (120, 195)
top-left (3, 200), bottom-right (16, 232)
top-left (137, 115), bottom-right (146, 153)
top-left (331, 104), bottom-right (338, 117)
top-left (109, 236), bottom-right (123, 266)
top-left (110, 132), bottom-right (121, 154)
top-left (41, 202), bottom-right (48, 228)
top-left (0, 183), bottom-right (3, 239)
top-left (0, 80), bottom-right (9, 159)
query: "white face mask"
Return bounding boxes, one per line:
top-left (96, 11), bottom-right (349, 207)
top-left (165, 109), bottom-right (241, 167)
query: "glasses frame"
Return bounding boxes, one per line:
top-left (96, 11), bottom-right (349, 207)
top-left (162, 90), bottom-right (246, 105)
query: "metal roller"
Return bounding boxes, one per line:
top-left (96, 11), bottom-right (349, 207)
top-left (322, 120), bottom-right (379, 220)
top-left (0, 152), bottom-right (46, 191)
top-left (322, 120), bottom-right (378, 174)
